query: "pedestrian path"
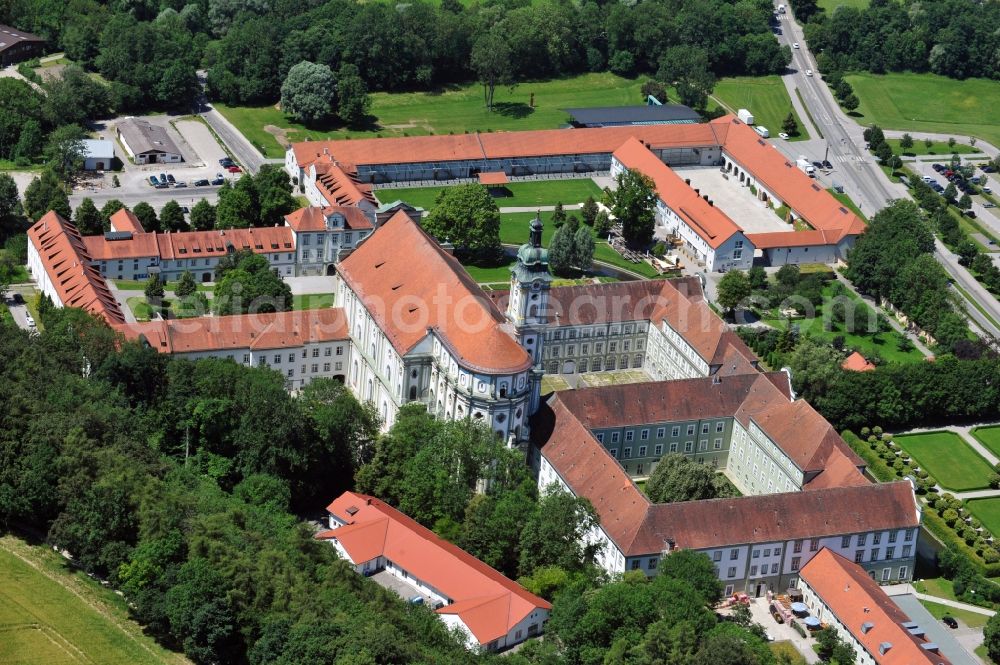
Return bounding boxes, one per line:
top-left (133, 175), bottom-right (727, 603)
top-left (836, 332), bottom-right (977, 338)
top-left (831, 272), bottom-right (934, 358)
top-left (884, 584), bottom-right (996, 616)
top-left (498, 204), bottom-right (583, 214)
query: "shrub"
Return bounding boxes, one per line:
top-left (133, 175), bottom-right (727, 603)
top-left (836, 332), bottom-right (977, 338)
top-left (917, 469), bottom-right (929, 479)
top-left (790, 620), bottom-right (806, 637)
top-left (861, 427), bottom-right (871, 438)
top-left (873, 426), bottom-right (883, 436)
top-left (944, 509), bottom-right (960, 526)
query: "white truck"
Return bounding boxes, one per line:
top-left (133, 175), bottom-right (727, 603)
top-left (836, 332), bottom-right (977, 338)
top-left (754, 126), bottom-right (770, 138)
top-left (797, 156), bottom-right (816, 177)
top-left (738, 108), bottom-right (755, 125)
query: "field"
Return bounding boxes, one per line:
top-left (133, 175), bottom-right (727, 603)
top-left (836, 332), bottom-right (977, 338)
top-left (885, 138), bottom-right (980, 157)
top-left (971, 426), bottom-right (1000, 458)
top-left (0, 535), bottom-right (186, 665)
top-left (215, 72), bottom-right (651, 158)
top-left (377, 178), bottom-right (604, 212)
top-left (818, 0), bottom-right (869, 10)
top-left (969, 498), bottom-right (1000, 543)
top-left (126, 293), bottom-right (336, 320)
top-left (845, 72), bottom-right (1000, 149)
top-left (712, 76), bottom-right (810, 141)
top-left (761, 283), bottom-right (924, 363)
top-left (894, 431), bottom-right (995, 491)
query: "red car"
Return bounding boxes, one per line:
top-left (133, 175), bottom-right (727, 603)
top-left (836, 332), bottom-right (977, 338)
top-left (226, 165), bottom-right (242, 173)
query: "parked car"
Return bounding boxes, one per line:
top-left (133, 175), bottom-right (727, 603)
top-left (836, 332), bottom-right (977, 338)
top-left (822, 160), bottom-right (832, 169)
top-left (227, 165), bottom-right (242, 173)
top-left (194, 179), bottom-right (210, 187)
top-left (964, 210), bottom-right (977, 218)
top-left (166, 174), bottom-right (176, 184)
top-left (159, 172), bottom-right (167, 183)
top-left (25, 313), bottom-right (34, 327)
top-left (219, 157), bottom-right (234, 167)
top-left (793, 42), bottom-right (800, 49)
top-left (216, 172), bottom-right (224, 179)
top-left (155, 181), bottom-right (169, 189)
top-left (984, 187), bottom-right (993, 194)
top-left (174, 181), bottom-right (187, 188)
top-left (210, 177), bottom-right (224, 186)
top-left (778, 132), bottom-right (789, 140)
top-left (922, 175), bottom-right (934, 183)
top-left (149, 175), bottom-right (159, 186)
top-left (932, 163), bottom-right (944, 172)
top-left (985, 202), bottom-right (997, 208)
top-left (983, 165), bottom-right (996, 173)
top-left (942, 616), bottom-right (958, 629)
top-left (181, 206), bottom-right (189, 214)
top-left (11, 292), bottom-right (24, 304)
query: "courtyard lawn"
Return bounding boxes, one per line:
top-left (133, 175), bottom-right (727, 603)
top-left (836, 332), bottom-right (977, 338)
top-left (215, 72), bottom-right (651, 158)
top-left (845, 72), bottom-right (1000, 149)
top-left (885, 138), bottom-right (980, 157)
top-left (712, 76), bottom-right (810, 141)
top-left (291, 293), bottom-right (335, 310)
top-left (761, 284), bottom-right (924, 363)
top-left (0, 536), bottom-right (185, 665)
top-left (968, 499), bottom-right (1000, 549)
top-left (818, 0), bottom-right (868, 10)
top-left (461, 260), bottom-right (517, 285)
top-left (971, 426), bottom-right (1000, 459)
top-left (913, 577), bottom-right (959, 603)
top-left (377, 178), bottom-right (604, 212)
top-left (918, 599), bottom-right (989, 630)
top-left (769, 641), bottom-right (807, 665)
top-left (112, 278), bottom-right (211, 292)
top-left (894, 431), bottom-right (995, 492)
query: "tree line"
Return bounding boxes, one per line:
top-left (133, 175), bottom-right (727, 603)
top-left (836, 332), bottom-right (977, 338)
top-left (4, 0), bottom-right (790, 118)
top-left (794, 0), bottom-right (1000, 81)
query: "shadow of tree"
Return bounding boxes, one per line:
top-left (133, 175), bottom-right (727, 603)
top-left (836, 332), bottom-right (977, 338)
top-left (492, 102), bottom-right (534, 119)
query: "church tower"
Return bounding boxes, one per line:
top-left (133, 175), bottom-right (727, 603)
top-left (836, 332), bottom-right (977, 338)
top-left (507, 215), bottom-right (552, 414)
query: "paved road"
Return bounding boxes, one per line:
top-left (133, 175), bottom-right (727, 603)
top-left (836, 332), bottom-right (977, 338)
top-left (773, 4), bottom-right (1000, 342)
top-left (201, 106), bottom-right (267, 175)
top-left (887, 592), bottom-right (983, 665)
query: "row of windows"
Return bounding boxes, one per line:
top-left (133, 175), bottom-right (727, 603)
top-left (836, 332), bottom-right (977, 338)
top-left (607, 438), bottom-right (724, 459)
top-left (598, 424), bottom-right (726, 443)
top-left (550, 324), bottom-right (636, 340)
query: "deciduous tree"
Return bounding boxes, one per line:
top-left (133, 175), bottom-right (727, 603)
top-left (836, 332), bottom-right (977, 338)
top-left (605, 168), bottom-right (656, 247)
top-left (716, 269), bottom-right (751, 315)
top-left (23, 170), bottom-right (71, 221)
top-left (73, 198), bottom-right (103, 236)
top-left (422, 184), bottom-right (501, 258)
top-left (280, 61), bottom-right (337, 127)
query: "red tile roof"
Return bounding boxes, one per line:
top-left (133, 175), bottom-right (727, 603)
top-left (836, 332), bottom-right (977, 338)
top-left (156, 227), bottom-right (294, 259)
top-left (636, 481), bottom-right (919, 554)
top-left (292, 124), bottom-right (723, 171)
top-left (83, 232), bottom-right (160, 260)
top-left (478, 171), bottom-right (509, 185)
top-left (842, 351), bottom-right (876, 372)
top-left (613, 137), bottom-right (741, 249)
top-left (283, 205), bottom-right (374, 232)
top-left (800, 549), bottom-right (951, 665)
top-left (534, 392), bottom-right (915, 557)
top-left (27, 212), bottom-right (125, 325)
top-left (322, 492), bottom-right (550, 645)
top-left (712, 116), bottom-right (866, 243)
top-left (336, 211), bottom-right (532, 374)
top-left (108, 208), bottom-right (145, 234)
top-left (746, 229), bottom-right (844, 249)
top-left (313, 162), bottom-right (378, 207)
top-left (114, 307), bottom-right (349, 353)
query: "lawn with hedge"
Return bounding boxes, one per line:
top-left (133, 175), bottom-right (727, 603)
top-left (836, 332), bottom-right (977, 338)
top-left (972, 426), bottom-right (1000, 459)
top-left (894, 431), bottom-right (995, 492)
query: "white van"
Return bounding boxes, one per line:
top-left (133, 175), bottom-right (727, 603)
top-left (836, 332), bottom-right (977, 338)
top-left (754, 126), bottom-right (770, 139)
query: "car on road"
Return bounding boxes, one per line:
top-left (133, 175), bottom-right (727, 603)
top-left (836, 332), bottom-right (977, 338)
top-left (181, 206), bottom-right (190, 214)
top-left (166, 174), bottom-right (176, 184)
top-left (778, 132), bottom-right (789, 140)
top-left (194, 179), bottom-right (210, 187)
top-left (149, 175), bottom-right (159, 186)
top-left (822, 160), bottom-right (832, 169)
top-left (805, 69), bottom-right (813, 77)
top-left (227, 165), bottom-right (242, 173)
top-left (210, 177), bottom-right (225, 186)
top-left (175, 181), bottom-right (187, 188)
top-left (942, 616), bottom-right (958, 629)
top-left (793, 42), bottom-right (799, 49)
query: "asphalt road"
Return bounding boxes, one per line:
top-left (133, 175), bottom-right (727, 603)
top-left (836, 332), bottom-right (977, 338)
top-left (773, 5), bottom-right (1000, 340)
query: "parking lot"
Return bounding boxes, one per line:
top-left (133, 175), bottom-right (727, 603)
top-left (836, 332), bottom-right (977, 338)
top-left (906, 159), bottom-right (1000, 244)
top-left (71, 114), bottom-right (241, 211)
top-left (674, 166), bottom-right (793, 235)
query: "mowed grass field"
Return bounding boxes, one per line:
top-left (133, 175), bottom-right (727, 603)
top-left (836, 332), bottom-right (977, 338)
top-left (894, 431), bottom-right (995, 491)
top-left (379, 178), bottom-right (604, 211)
top-left (967, 498), bottom-right (1000, 551)
top-left (884, 138), bottom-right (980, 157)
top-left (0, 536), bottom-right (187, 665)
top-left (216, 72), bottom-right (650, 158)
top-left (972, 426), bottom-right (1000, 458)
top-left (712, 76), bottom-right (810, 141)
top-left (818, 0), bottom-right (869, 11)
top-left (845, 72), bottom-right (1000, 148)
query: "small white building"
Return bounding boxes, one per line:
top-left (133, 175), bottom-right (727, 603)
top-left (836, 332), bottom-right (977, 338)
top-left (320, 491), bottom-right (551, 652)
top-left (81, 139), bottom-right (115, 171)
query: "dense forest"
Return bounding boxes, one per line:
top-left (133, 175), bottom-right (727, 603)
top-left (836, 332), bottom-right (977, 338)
top-left (0, 308), bottom-right (778, 663)
top-left (1, 0), bottom-right (789, 109)
top-left (793, 0), bottom-right (1000, 80)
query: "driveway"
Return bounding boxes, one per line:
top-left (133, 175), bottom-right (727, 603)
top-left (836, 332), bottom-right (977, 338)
top-left (173, 119), bottom-right (228, 168)
top-left (887, 593), bottom-right (982, 665)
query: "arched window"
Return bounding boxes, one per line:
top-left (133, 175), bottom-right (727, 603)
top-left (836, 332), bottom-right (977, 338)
top-left (366, 379), bottom-right (373, 401)
top-left (499, 384), bottom-right (507, 398)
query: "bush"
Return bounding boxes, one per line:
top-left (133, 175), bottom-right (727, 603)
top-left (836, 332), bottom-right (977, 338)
top-left (790, 620), bottom-right (806, 637)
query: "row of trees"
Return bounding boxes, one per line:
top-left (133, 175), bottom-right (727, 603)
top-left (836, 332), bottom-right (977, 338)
top-left (845, 199), bottom-right (969, 352)
top-left (215, 166), bottom-right (298, 230)
top-left (797, 0), bottom-right (1000, 81)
